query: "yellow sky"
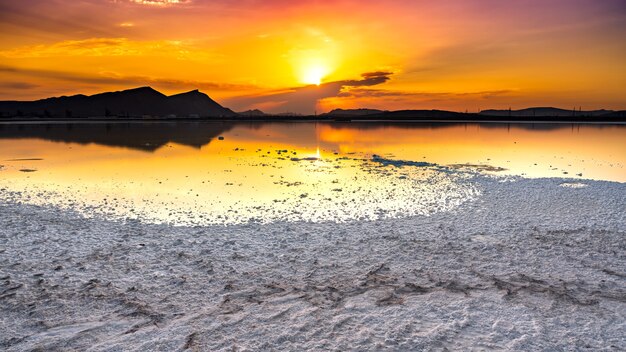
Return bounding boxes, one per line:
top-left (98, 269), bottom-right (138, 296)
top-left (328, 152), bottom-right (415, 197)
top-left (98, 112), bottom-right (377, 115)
top-left (1, 0), bottom-right (625, 113)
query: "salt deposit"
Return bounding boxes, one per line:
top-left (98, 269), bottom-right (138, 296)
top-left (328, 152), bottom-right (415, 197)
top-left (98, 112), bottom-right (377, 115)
top-left (1, 172), bottom-right (624, 351)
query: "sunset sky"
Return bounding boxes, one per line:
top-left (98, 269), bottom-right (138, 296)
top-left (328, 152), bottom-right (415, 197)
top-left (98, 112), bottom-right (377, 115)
top-left (1, 0), bottom-right (625, 114)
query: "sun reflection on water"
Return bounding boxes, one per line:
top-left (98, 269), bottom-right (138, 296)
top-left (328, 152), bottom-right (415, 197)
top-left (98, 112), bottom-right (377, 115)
top-left (0, 140), bottom-right (477, 225)
top-left (0, 121), bottom-right (623, 226)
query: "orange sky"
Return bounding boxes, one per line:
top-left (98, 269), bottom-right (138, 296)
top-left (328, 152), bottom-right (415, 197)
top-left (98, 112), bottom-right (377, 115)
top-left (0, 0), bottom-right (625, 114)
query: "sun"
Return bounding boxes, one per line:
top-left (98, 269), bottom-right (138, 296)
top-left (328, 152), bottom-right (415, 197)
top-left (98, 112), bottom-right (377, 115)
top-left (301, 65), bottom-right (327, 86)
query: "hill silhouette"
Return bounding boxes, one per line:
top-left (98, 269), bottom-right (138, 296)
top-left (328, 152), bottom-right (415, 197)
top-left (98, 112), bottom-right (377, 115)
top-left (323, 108), bottom-right (386, 117)
top-left (0, 87), bottom-right (236, 118)
top-left (237, 109), bottom-right (267, 117)
top-left (480, 107), bottom-right (613, 117)
top-left (1, 88), bottom-right (623, 122)
top-left (324, 108), bottom-right (623, 122)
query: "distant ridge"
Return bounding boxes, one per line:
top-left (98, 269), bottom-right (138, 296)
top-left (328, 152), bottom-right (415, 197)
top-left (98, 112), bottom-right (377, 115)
top-left (480, 107), bottom-right (613, 117)
top-left (323, 108), bottom-right (386, 117)
top-left (327, 108), bottom-right (625, 122)
top-left (0, 87), bottom-right (236, 118)
top-left (369, 109), bottom-right (470, 119)
top-left (600, 110), bottom-right (626, 118)
top-left (237, 109), bottom-right (266, 117)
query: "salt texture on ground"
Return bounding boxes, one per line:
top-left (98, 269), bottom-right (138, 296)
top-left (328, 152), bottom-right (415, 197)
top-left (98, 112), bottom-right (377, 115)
top-left (0, 173), bottom-right (625, 351)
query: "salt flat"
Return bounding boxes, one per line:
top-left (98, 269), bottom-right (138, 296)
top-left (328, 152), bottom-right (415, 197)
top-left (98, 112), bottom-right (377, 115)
top-left (1, 173), bottom-right (624, 351)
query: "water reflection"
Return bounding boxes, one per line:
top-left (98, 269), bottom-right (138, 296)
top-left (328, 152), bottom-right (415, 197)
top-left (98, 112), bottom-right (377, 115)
top-left (319, 122), bottom-right (625, 181)
top-left (0, 122), bottom-right (238, 151)
top-left (0, 121), bottom-right (624, 225)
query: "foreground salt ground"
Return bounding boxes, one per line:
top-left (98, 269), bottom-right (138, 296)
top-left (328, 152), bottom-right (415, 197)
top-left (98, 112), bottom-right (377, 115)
top-left (1, 175), bottom-right (625, 351)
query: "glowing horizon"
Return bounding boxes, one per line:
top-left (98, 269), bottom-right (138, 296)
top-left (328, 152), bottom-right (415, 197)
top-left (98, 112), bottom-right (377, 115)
top-left (0, 0), bottom-right (625, 114)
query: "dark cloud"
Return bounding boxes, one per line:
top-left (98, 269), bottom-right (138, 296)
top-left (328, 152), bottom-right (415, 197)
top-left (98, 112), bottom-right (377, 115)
top-left (224, 72), bottom-right (394, 114)
top-left (342, 88), bottom-right (513, 100)
top-left (339, 71), bottom-right (392, 87)
top-left (360, 71), bottom-right (393, 80)
top-left (0, 82), bottom-right (40, 90)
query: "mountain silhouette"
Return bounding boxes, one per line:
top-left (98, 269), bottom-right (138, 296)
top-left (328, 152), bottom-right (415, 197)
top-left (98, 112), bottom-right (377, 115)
top-left (328, 108), bottom-right (623, 122)
top-left (480, 107), bottom-right (613, 117)
top-left (1, 88), bottom-right (623, 121)
top-left (600, 110), bottom-right (626, 118)
top-left (323, 108), bottom-right (386, 117)
top-left (367, 110), bottom-right (474, 119)
top-left (237, 109), bottom-right (267, 116)
top-left (0, 87), bottom-right (236, 118)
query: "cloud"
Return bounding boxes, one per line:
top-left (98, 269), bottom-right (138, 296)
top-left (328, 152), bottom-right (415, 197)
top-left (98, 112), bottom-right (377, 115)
top-left (0, 1), bottom-right (126, 39)
top-left (0, 65), bottom-right (257, 94)
top-left (0, 82), bottom-right (40, 90)
top-left (339, 88), bottom-right (513, 100)
top-left (224, 72), bottom-right (394, 114)
top-left (0, 38), bottom-right (204, 59)
top-left (0, 66), bottom-right (122, 86)
top-left (114, 0), bottom-right (190, 6)
top-left (318, 87), bottom-right (517, 112)
top-left (0, 38), bottom-right (129, 58)
top-left (338, 71), bottom-right (393, 87)
top-left (222, 73), bottom-right (518, 114)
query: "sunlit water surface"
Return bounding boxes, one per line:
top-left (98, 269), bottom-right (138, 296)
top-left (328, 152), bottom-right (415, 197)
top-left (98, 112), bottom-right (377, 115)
top-left (0, 122), bottom-right (624, 225)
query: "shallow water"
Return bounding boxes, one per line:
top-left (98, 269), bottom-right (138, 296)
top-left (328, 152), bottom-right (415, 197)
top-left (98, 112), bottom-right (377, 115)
top-left (0, 121), bottom-right (624, 225)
